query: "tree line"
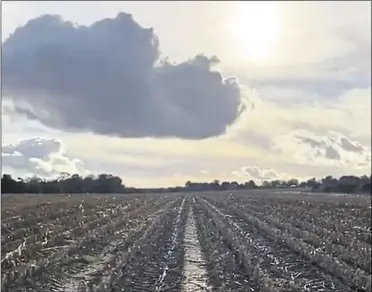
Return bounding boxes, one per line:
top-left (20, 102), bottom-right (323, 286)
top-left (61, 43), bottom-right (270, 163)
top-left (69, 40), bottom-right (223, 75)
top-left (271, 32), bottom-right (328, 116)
top-left (1, 173), bottom-right (132, 194)
top-left (1, 173), bottom-right (371, 194)
top-left (183, 175), bottom-right (371, 194)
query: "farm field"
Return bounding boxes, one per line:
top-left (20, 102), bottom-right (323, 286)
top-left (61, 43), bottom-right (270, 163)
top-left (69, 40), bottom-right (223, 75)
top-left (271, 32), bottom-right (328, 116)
top-left (1, 192), bottom-right (371, 292)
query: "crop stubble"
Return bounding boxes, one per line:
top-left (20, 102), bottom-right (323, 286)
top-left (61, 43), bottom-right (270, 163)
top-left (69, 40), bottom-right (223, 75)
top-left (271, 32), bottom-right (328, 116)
top-left (2, 192), bottom-right (371, 292)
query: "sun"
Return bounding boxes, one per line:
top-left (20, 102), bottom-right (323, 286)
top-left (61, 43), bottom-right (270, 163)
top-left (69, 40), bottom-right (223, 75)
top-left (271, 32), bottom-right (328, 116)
top-left (229, 1), bottom-right (282, 63)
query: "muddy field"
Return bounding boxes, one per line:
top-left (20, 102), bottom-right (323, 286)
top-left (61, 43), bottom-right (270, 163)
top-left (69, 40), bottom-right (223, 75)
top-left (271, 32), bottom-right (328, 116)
top-left (1, 192), bottom-right (371, 292)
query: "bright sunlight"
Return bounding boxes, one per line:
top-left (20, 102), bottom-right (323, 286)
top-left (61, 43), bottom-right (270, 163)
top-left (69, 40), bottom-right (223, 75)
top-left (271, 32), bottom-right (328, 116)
top-left (230, 1), bottom-right (282, 63)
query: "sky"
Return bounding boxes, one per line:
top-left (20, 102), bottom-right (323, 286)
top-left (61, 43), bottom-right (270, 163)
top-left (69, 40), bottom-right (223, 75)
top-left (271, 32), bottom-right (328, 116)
top-left (2, 1), bottom-right (371, 187)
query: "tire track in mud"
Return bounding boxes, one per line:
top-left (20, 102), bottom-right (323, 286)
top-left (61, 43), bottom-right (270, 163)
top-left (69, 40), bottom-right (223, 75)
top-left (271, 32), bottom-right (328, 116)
top-left (181, 198), bottom-right (209, 292)
top-left (109, 197), bottom-right (188, 292)
top-left (201, 197), bottom-right (359, 292)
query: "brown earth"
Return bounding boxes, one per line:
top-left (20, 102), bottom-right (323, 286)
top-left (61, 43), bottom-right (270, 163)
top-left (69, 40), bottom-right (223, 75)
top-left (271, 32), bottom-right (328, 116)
top-left (1, 191), bottom-right (371, 292)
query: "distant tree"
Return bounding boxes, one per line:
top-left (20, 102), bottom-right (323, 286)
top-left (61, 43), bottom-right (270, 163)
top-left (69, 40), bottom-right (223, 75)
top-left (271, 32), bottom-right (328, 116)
top-left (336, 176), bottom-right (360, 193)
top-left (306, 177), bottom-right (317, 188)
top-left (213, 179), bottom-right (220, 184)
top-left (2, 174), bottom-right (18, 193)
top-left (185, 181), bottom-right (192, 188)
top-left (246, 180), bottom-right (257, 189)
top-left (299, 181), bottom-right (307, 188)
top-left (262, 181), bottom-right (272, 188)
top-left (310, 174), bottom-right (371, 194)
top-left (362, 180), bottom-right (371, 193)
top-left (230, 181), bottom-right (239, 190)
top-left (287, 178), bottom-right (299, 187)
top-left (242, 180), bottom-right (257, 189)
top-left (220, 181), bottom-right (230, 190)
top-left (322, 175), bottom-right (333, 182)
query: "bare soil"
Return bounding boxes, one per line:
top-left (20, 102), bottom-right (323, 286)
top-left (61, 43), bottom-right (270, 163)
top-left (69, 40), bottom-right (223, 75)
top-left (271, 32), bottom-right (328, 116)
top-left (2, 192), bottom-right (371, 292)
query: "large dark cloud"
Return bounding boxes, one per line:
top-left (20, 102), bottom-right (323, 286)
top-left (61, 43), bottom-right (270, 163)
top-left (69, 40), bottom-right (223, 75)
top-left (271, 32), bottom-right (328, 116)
top-left (2, 13), bottom-right (243, 139)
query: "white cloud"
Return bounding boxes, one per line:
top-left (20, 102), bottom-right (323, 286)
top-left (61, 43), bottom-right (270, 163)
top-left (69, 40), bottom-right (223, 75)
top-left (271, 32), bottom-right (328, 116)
top-left (273, 129), bottom-right (371, 169)
top-left (2, 138), bottom-right (90, 178)
top-left (232, 166), bottom-right (292, 182)
top-left (228, 87), bottom-right (371, 146)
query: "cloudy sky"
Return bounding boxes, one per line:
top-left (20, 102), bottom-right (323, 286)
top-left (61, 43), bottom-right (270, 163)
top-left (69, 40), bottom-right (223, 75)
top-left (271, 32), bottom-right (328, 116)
top-left (2, 1), bottom-right (371, 187)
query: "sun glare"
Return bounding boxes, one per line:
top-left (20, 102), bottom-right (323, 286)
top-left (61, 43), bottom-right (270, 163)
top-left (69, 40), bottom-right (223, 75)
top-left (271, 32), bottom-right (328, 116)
top-left (230, 1), bottom-right (282, 63)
